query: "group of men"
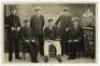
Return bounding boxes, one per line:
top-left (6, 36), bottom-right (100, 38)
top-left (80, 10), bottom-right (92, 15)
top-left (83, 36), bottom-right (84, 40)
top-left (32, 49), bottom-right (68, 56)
top-left (5, 6), bottom-right (94, 63)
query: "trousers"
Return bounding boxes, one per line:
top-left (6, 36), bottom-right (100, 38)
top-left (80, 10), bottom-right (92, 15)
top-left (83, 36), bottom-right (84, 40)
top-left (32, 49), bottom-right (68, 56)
top-left (23, 41), bottom-right (38, 62)
top-left (44, 40), bottom-right (61, 56)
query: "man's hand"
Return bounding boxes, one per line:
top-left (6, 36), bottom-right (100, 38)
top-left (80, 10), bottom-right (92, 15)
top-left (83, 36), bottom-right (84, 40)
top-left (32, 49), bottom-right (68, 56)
top-left (32, 40), bottom-right (35, 42)
top-left (58, 23), bottom-right (60, 28)
top-left (17, 27), bottom-right (20, 32)
top-left (11, 27), bottom-right (16, 31)
top-left (73, 39), bottom-right (79, 42)
top-left (56, 39), bottom-right (59, 41)
top-left (25, 40), bottom-right (30, 42)
top-left (65, 28), bottom-right (70, 32)
top-left (68, 40), bottom-right (72, 42)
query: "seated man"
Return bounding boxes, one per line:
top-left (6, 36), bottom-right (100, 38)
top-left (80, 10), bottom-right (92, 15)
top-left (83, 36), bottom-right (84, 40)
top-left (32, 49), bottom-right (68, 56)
top-left (44, 19), bottom-right (62, 63)
top-left (67, 17), bottom-right (84, 60)
top-left (19, 18), bottom-right (38, 62)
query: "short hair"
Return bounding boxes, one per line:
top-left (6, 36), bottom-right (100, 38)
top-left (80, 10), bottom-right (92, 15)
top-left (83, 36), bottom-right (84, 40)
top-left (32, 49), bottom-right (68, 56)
top-left (10, 6), bottom-right (16, 12)
top-left (63, 7), bottom-right (69, 12)
top-left (48, 19), bottom-right (53, 23)
top-left (35, 7), bottom-right (41, 11)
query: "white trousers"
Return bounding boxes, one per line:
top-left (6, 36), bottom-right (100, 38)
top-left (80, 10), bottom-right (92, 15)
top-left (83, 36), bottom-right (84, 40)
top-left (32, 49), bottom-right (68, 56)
top-left (44, 40), bottom-right (61, 56)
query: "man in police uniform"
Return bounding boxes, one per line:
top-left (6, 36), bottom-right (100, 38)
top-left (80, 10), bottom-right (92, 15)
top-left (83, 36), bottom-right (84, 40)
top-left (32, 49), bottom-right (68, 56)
top-left (30, 7), bottom-right (44, 55)
top-left (7, 7), bottom-right (21, 61)
top-left (55, 7), bottom-right (72, 55)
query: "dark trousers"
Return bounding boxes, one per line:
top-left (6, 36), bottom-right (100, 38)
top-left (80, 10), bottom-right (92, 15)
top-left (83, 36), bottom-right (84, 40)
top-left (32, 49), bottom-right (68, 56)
top-left (59, 30), bottom-right (69, 55)
top-left (9, 39), bottom-right (20, 61)
top-left (68, 42), bottom-right (79, 57)
top-left (23, 41), bottom-right (38, 62)
top-left (36, 34), bottom-right (44, 55)
top-left (60, 40), bottom-right (65, 55)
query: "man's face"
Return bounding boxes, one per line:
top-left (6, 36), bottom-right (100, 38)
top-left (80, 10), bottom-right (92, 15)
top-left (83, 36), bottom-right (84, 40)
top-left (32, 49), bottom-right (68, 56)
top-left (63, 11), bottom-right (69, 15)
top-left (11, 10), bottom-right (16, 15)
top-left (35, 10), bottom-right (41, 15)
top-left (73, 21), bottom-right (79, 27)
top-left (49, 21), bottom-right (53, 26)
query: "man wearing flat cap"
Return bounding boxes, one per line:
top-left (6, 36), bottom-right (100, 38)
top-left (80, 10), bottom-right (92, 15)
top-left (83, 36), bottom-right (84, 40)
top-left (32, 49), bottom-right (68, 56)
top-left (55, 7), bottom-right (72, 55)
top-left (30, 7), bottom-right (44, 56)
top-left (67, 17), bottom-right (84, 59)
top-left (7, 7), bottom-right (21, 61)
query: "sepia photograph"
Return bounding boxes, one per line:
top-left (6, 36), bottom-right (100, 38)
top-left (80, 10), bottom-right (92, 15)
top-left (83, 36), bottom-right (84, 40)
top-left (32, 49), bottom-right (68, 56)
top-left (3, 3), bottom-right (96, 63)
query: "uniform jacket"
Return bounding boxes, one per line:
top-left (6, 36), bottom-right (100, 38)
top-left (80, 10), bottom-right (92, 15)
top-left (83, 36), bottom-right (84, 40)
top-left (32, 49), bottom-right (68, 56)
top-left (56, 15), bottom-right (72, 30)
top-left (7, 13), bottom-right (21, 39)
top-left (30, 15), bottom-right (44, 35)
top-left (55, 15), bottom-right (72, 40)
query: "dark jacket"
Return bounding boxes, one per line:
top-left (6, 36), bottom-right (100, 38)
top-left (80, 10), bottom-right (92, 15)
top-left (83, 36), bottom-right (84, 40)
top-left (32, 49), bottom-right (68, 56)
top-left (30, 15), bottom-right (44, 35)
top-left (68, 25), bottom-right (83, 41)
top-left (68, 25), bottom-right (84, 51)
top-left (56, 15), bottom-right (72, 30)
top-left (7, 13), bottom-right (21, 39)
top-left (7, 13), bottom-right (20, 28)
top-left (44, 26), bottom-right (57, 40)
top-left (19, 26), bottom-right (36, 41)
top-left (55, 15), bottom-right (72, 40)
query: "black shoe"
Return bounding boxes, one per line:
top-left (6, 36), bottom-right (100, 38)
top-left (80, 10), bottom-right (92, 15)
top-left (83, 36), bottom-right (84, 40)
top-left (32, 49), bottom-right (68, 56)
top-left (68, 56), bottom-right (72, 60)
top-left (57, 55), bottom-right (62, 62)
top-left (35, 60), bottom-right (39, 63)
top-left (9, 59), bottom-right (12, 62)
top-left (44, 56), bottom-right (48, 63)
top-left (16, 57), bottom-right (21, 60)
top-left (68, 56), bottom-right (76, 60)
top-left (71, 56), bottom-right (76, 60)
top-left (31, 60), bottom-right (39, 63)
top-left (9, 56), bottom-right (12, 62)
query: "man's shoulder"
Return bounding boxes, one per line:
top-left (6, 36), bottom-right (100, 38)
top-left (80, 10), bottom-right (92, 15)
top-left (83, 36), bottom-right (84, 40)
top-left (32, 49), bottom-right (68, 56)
top-left (31, 15), bottom-right (36, 18)
top-left (44, 26), bottom-right (50, 31)
top-left (40, 15), bottom-right (44, 17)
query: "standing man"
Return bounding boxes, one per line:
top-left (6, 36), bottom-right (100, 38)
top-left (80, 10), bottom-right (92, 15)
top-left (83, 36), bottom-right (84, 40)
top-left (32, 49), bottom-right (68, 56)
top-left (7, 7), bottom-right (21, 61)
top-left (55, 7), bottom-right (72, 55)
top-left (30, 7), bottom-right (44, 55)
